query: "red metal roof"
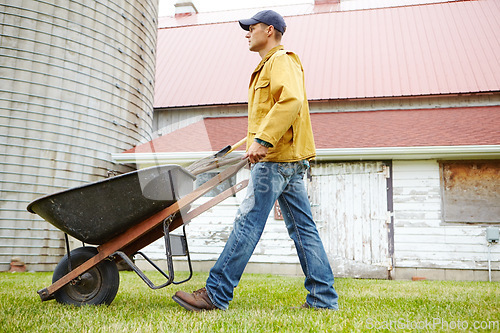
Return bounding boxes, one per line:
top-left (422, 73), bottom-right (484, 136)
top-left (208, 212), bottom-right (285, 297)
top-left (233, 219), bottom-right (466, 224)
top-left (125, 106), bottom-right (500, 153)
top-left (155, 0), bottom-right (500, 108)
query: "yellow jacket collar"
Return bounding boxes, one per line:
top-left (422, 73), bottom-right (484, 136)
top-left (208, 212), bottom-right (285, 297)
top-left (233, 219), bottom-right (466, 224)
top-left (252, 45), bottom-right (284, 74)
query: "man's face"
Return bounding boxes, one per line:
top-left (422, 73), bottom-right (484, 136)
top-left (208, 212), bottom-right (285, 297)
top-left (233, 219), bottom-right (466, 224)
top-left (246, 23), bottom-right (269, 52)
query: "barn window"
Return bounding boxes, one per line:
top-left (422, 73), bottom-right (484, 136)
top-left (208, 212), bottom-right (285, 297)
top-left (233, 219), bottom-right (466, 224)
top-left (195, 172), bottom-right (236, 197)
top-left (440, 160), bottom-right (500, 223)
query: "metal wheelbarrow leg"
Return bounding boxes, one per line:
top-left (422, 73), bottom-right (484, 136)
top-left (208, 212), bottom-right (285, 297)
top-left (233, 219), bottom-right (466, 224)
top-left (37, 159), bottom-right (248, 305)
top-left (114, 178), bottom-right (248, 290)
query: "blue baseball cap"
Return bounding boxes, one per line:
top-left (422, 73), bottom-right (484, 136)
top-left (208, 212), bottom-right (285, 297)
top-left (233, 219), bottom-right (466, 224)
top-left (239, 10), bottom-right (286, 34)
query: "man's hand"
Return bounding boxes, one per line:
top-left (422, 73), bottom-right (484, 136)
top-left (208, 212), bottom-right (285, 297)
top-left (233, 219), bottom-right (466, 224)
top-left (244, 141), bottom-right (269, 164)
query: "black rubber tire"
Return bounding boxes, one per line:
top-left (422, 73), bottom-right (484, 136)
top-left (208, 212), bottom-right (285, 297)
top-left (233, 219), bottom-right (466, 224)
top-left (52, 246), bottom-right (119, 306)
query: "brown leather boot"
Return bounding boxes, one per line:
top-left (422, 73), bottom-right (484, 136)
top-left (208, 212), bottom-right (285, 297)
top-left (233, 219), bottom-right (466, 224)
top-left (172, 287), bottom-right (218, 311)
top-left (292, 302), bottom-right (311, 309)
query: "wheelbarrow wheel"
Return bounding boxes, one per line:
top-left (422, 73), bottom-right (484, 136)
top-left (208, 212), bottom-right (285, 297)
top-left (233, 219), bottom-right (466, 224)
top-left (52, 246), bottom-right (119, 306)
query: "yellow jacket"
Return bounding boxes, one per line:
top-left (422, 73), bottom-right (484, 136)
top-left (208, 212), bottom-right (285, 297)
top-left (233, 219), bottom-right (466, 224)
top-left (247, 45), bottom-right (316, 162)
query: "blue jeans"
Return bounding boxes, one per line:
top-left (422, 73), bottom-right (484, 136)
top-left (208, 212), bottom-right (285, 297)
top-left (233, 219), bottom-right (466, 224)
top-left (205, 161), bottom-right (339, 310)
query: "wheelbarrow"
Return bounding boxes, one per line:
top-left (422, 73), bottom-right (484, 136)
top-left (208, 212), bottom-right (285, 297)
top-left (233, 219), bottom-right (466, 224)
top-left (27, 147), bottom-right (248, 306)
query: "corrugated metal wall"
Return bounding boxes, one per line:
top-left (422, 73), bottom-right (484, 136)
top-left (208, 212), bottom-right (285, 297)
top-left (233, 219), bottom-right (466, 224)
top-left (0, 0), bottom-right (158, 271)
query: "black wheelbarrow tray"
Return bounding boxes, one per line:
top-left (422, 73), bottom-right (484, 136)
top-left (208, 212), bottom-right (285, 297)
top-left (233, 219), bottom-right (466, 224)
top-left (27, 160), bottom-right (248, 306)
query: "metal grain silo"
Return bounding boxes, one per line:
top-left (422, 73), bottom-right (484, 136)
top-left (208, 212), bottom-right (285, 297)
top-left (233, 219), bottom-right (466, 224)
top-left (0, 0), bottom-right (158, 271)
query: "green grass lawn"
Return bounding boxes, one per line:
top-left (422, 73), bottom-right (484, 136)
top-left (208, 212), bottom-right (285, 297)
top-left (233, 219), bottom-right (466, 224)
top-left (0, 271), bottom-right (499, 332)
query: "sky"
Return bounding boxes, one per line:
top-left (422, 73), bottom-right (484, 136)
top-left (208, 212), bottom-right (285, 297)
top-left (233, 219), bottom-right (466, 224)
top-left (158, 0), bottom-right (312, 17)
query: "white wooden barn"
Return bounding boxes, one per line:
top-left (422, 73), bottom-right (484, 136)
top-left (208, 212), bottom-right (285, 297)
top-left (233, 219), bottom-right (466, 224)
top-left (114, 0), bottom-right (500, 281)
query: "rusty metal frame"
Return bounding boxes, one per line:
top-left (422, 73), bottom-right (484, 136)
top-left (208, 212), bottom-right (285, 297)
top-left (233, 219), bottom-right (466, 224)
top-left (112, 179), bottom-right (248, 290)
top-left (37, 159), bottom-right (249, 301)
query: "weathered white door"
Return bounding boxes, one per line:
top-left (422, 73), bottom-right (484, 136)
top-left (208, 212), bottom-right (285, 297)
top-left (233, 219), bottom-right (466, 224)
top-left (308, 162), bottom-right (391, 279)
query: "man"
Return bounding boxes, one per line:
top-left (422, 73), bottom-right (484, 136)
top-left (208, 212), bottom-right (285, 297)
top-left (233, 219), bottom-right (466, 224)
top-left (173, 10), bottom-right (339, 311)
